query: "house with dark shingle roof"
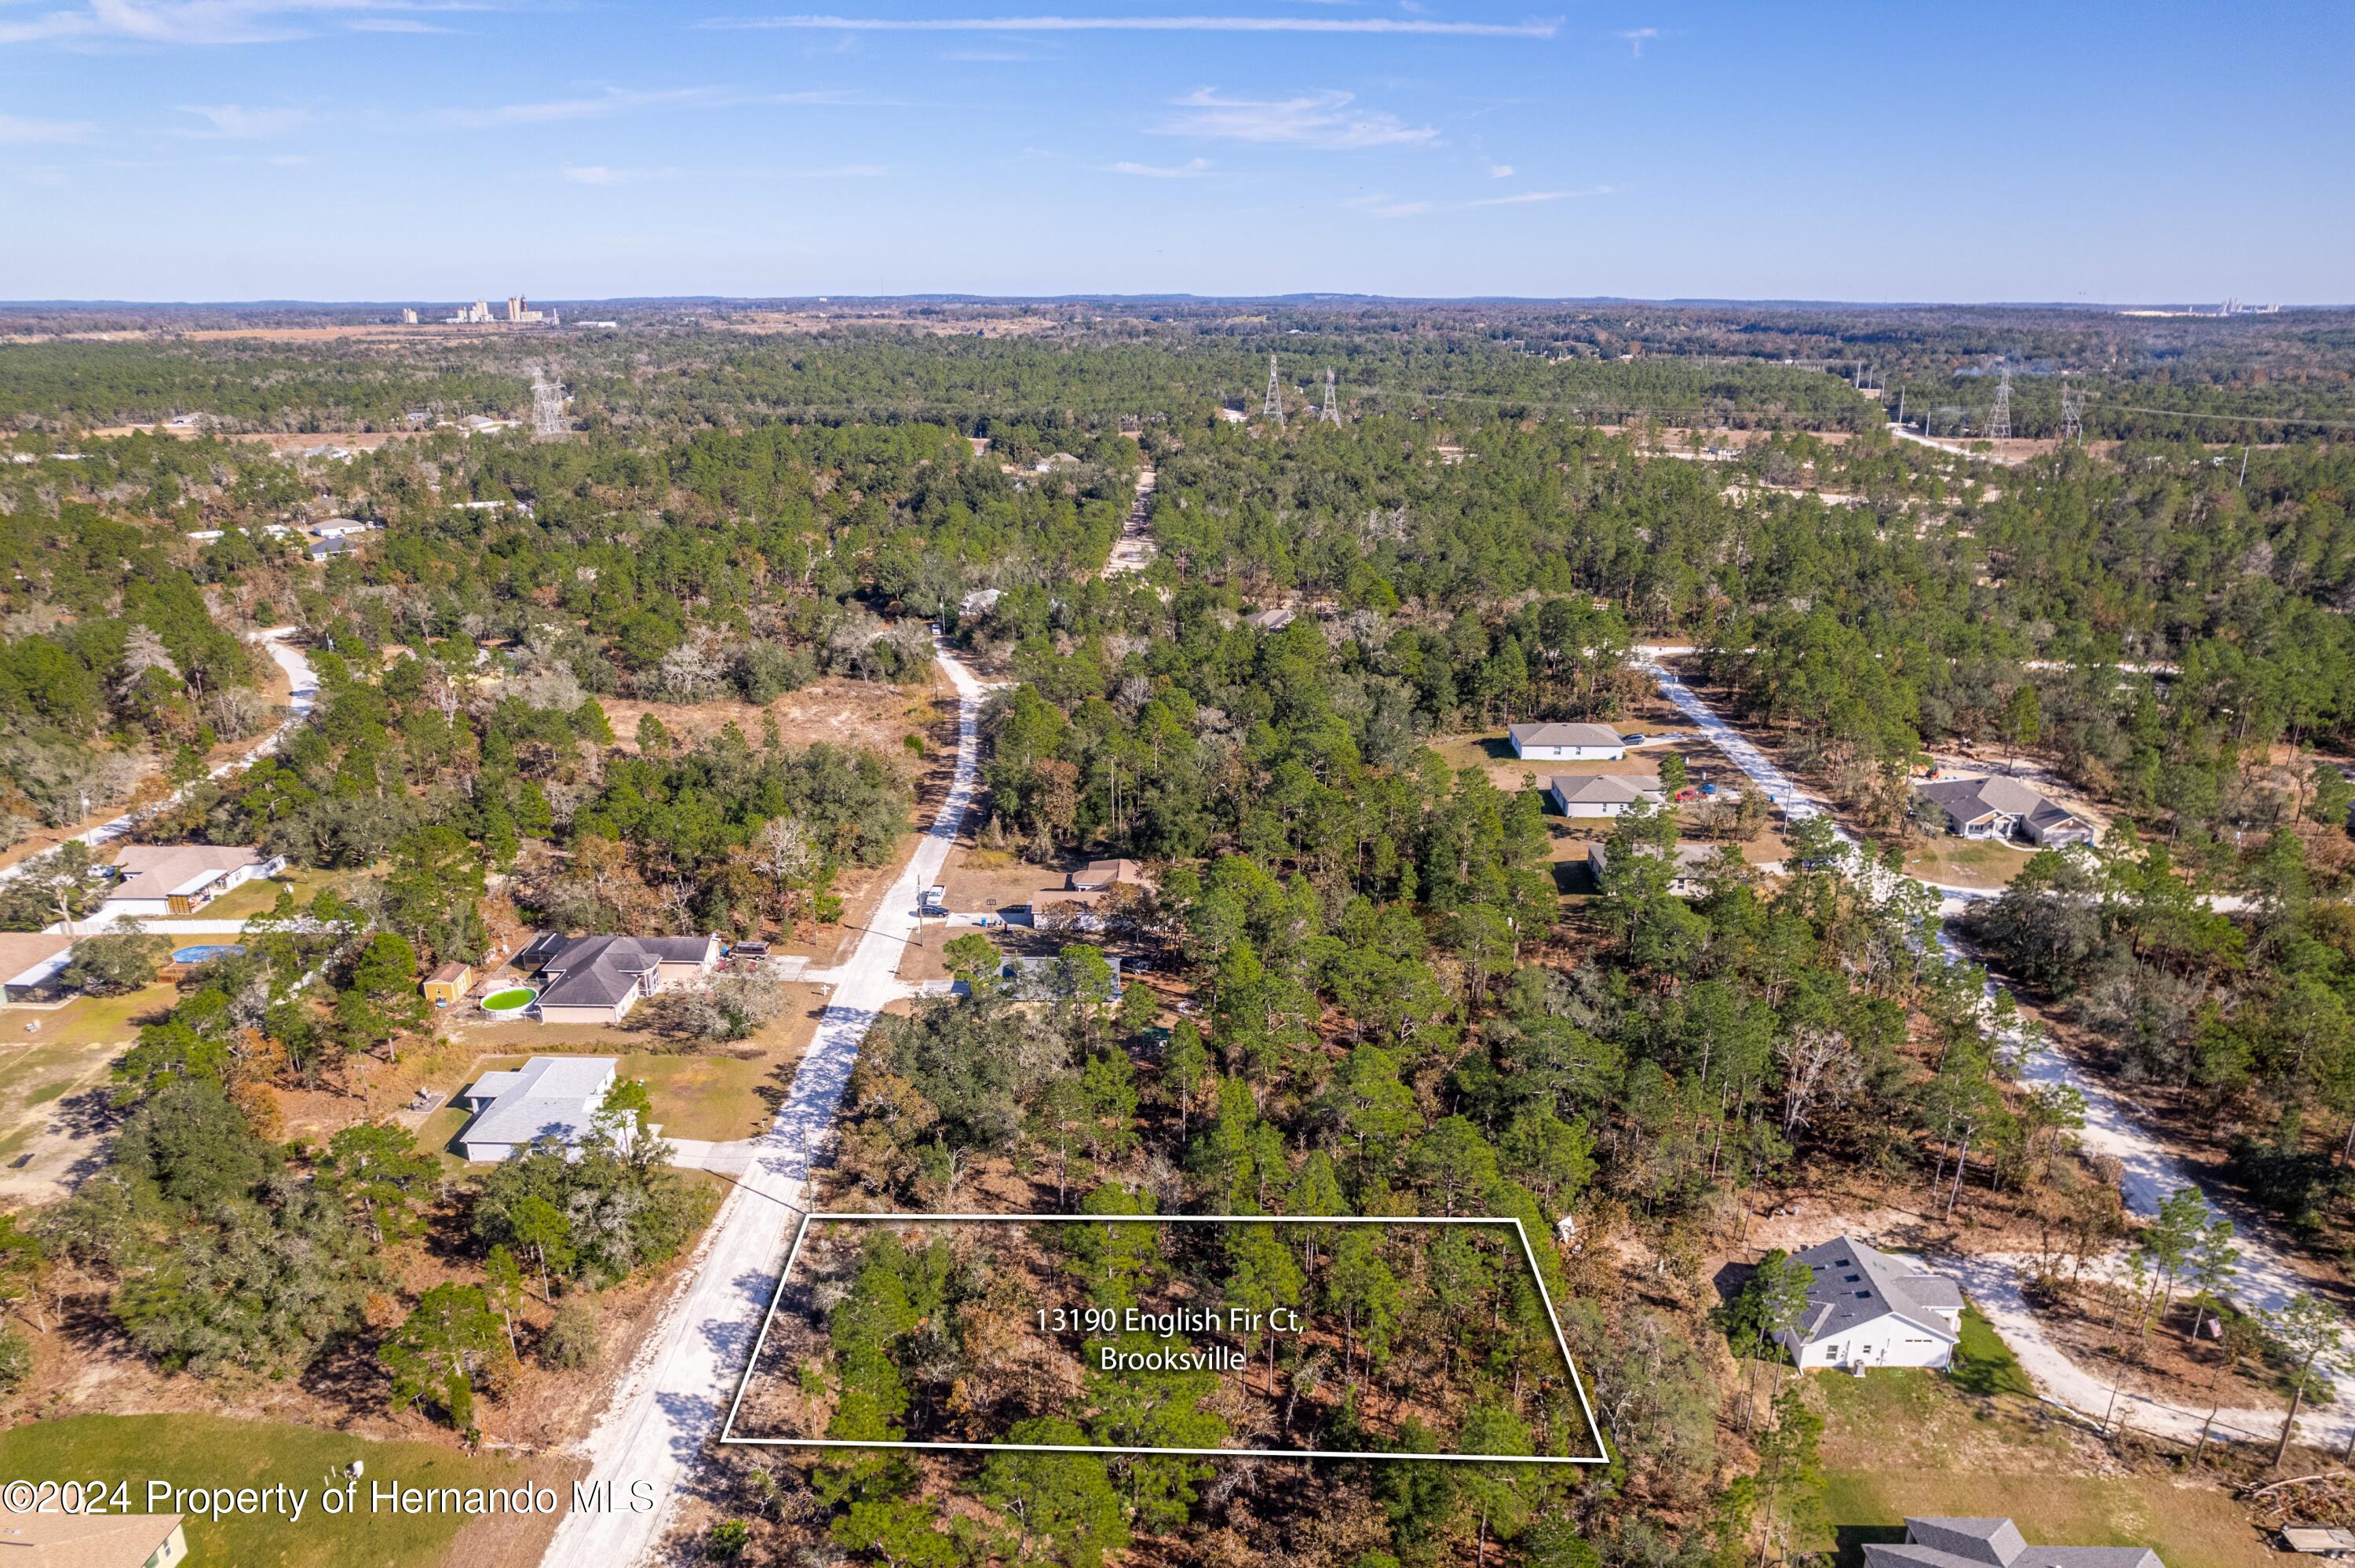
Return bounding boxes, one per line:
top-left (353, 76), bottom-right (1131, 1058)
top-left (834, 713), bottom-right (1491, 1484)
top-left (1916, 775), bottom-right (2095, 847)
top-left (1778, 1235), bottom-right (1964, 1372)
top-left (530, 933), bottom-right (719, 1025)
top-left (1864, 1518), bottom-right (2163, 1568)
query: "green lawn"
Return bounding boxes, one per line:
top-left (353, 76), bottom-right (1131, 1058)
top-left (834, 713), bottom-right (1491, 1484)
top-left (1951, 1304), bottom-right (2035, 1398)
top-left (0, 1415), bottom-right (571, 1568)
top-left (1903, 833), bottom-right (2037, 891)
top-left (426, 1049), bottom-right (772, 1165)
top-left (1823, 1471), bottom-right (2267, 1568)
top-left (195, 869), bottom-right (338, 924)
top-left (1813, 1351), bottom-right (2267, 1568)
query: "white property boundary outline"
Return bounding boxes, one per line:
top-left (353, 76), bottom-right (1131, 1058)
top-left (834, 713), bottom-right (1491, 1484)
top-left (718, 1212), bottom-right (1611, 1466)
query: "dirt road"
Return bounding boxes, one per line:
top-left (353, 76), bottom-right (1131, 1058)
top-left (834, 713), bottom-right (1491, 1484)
top-left (539, 644), bottom-right (991, 1567)
top-left (0, 627), bottom-right (317, 888)
top-left (1634, 650), bottom-right (2350, 1446)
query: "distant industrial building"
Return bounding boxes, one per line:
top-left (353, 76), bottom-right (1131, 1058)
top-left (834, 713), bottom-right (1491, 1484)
top-left (400, 308), bottom-right (418, 325)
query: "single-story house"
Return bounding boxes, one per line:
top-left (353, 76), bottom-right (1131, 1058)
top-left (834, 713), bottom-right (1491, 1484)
top-left (457, 1056), bottom-right (648, 1161)
top-left (1243, 606), bottom-right (1297, 632)
top-left (1779, 1235), bottom-right (1963, 1372)
top-left (0, 932), bottom-right (78, 1000)
top-left (422, 960), bottom-right (474, 1008)
top-left (307, 534), bottom-right (361, 562)
top-left (1915, 775), bottom-right (2094, 847)
top-left (530, 933), bottom-right (719, 1025)
top-left (1006, 859), bottom-right (1155, 930)
top-left (1000, 953), bottom-right (1125, 1002)
top-left (311, 517), bottom-right (378, 539)
top-left (1547, 775), bottom-right (1660, 818)
top-left (96, 844), bottom-right (284, 920)
top-left (1864, 1518), bottom-right (2162, 1568)
top-left (1586, 841), bottom-right (1717, 898)
top-left (0, 1510), bottom-right (188, 1566)
top-left (1507, 721), bottom-right (1627, 762)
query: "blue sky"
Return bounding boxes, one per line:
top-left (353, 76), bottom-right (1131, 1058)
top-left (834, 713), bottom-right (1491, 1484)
top-left (2, 1), bottom-right (2348, 303)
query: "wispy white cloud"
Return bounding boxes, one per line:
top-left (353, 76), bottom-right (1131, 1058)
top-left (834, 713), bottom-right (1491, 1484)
top-left (440, 86), bottom-right (736, 129)
top-left (703, 12), bottom-right (1561, 37)
top-left (1350, 182), bottom-right (1614, 219)
top-left (176, 102), bottom-right (312, 137)
top-left (1107, 156), bottom-right (1210, 178)
top-left (1466, 184), bottom-right (1612, 205)
top-left (349, 16), bottom-right (452, 31)
top-left (440, 84), bottom-right (877, 128)
top-left (1155, 88), bottom-right (1435, 150)
top-left (0, 112), bottom-right (97, 144)
top-left (1616, 26), bottom-right (1656, 55)
top-left (563, 160), bottom-right (883, 184)
top-left (1488, 162), bottom-right (1513, 178)
top-left (1345, 191), bottom-right (1432, 220)
top-left (0, 1), bottom-right (470, 48)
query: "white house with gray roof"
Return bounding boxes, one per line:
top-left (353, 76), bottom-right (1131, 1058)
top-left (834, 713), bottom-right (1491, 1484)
top-left (1778, 1236), bottom-right (1963, 1372)
top-left (1507, 721), bottom-right (1627, 761)
top-left (530, 933), bottom-right (719, 1025)
top-left (1864, 1518), bottom-right (2163, 1568)
top-left (1547, 774), bottom-right (1661, 818)
top-left (457, 1056), bottom-right (651, 1161)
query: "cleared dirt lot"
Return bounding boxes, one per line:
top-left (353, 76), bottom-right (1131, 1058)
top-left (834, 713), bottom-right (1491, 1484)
top-left (0, 984), bottom-right (174, 1205)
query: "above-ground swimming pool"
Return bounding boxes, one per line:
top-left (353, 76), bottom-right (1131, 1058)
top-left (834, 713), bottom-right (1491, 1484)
top-left (480, 986), bottom-right (539, 1018)
top-left (171, 943), bottom-right (246, 965)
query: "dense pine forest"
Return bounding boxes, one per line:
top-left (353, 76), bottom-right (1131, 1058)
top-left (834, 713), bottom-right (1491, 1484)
top-left (4, 304), bottom-right (2355, 1567)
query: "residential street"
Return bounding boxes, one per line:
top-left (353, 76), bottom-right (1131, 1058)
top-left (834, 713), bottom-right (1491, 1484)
top-left (539, 645), bottom-right (991, 1568)
top-left (0, 625), bottom-right (319, 887)
top-left (1634, 650), bottom-right (2351, 1448)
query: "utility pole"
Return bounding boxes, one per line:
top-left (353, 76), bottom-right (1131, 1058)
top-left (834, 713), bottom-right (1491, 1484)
top-left (2059, 387), bottom-right (2085, 443)
top-left (1263, 354), bottom-right (1284, 425)
top-left (2239, 445), bottom-right (2249, 487)
top-left (1896, 388), bottom-right (1906, 426)
top-left (1320, 368), bottom-right (1341, 426)
top-left (1988, 367), bottom-right (2012, 444)
top-left (530, 366), bottom-right (566, 440)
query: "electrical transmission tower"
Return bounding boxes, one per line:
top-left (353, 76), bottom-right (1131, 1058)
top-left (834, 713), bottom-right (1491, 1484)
top-left (2059, 386), bottom-right (2086, 443)
top-left (1988, 368), bottom-right (2012, 443)
top-left (1320, 368), bottom-right (1341, 426)
top-left (1263, 355), bottom-right (1284, 425)
top-left (530, 365), bottom-right (566, 440)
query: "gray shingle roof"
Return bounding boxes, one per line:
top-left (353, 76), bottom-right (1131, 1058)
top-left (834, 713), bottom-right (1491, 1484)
top-left (1549, 775), bottom-right (1654, 805)
top-left (1917, 775), bottom-right (2087, 834)
top-left (535, 933), bottom-right (713, 1008)
top-left (1787, 1236), bottom-right (1962, 1346)
top-left (1509, 721), bottom-right (1626, 749)
top-left (461, 1056), bottom-right (618, 1150)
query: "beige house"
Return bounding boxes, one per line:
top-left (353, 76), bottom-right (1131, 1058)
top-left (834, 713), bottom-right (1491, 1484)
top-left (1010, 859), bottom-right (1156, 931)
top-left (0, 1511), bottom-right (187, 1566)
top-left (97, 844), bottom-right (284, 921)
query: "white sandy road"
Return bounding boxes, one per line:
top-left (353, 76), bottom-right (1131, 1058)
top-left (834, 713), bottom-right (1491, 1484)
top-left (0, 625), bottom-right (319, 889)
top-left (1634, 649), bottom-right (2350, 1447)
top-left (540, 646), bottom-right (991, 1567)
